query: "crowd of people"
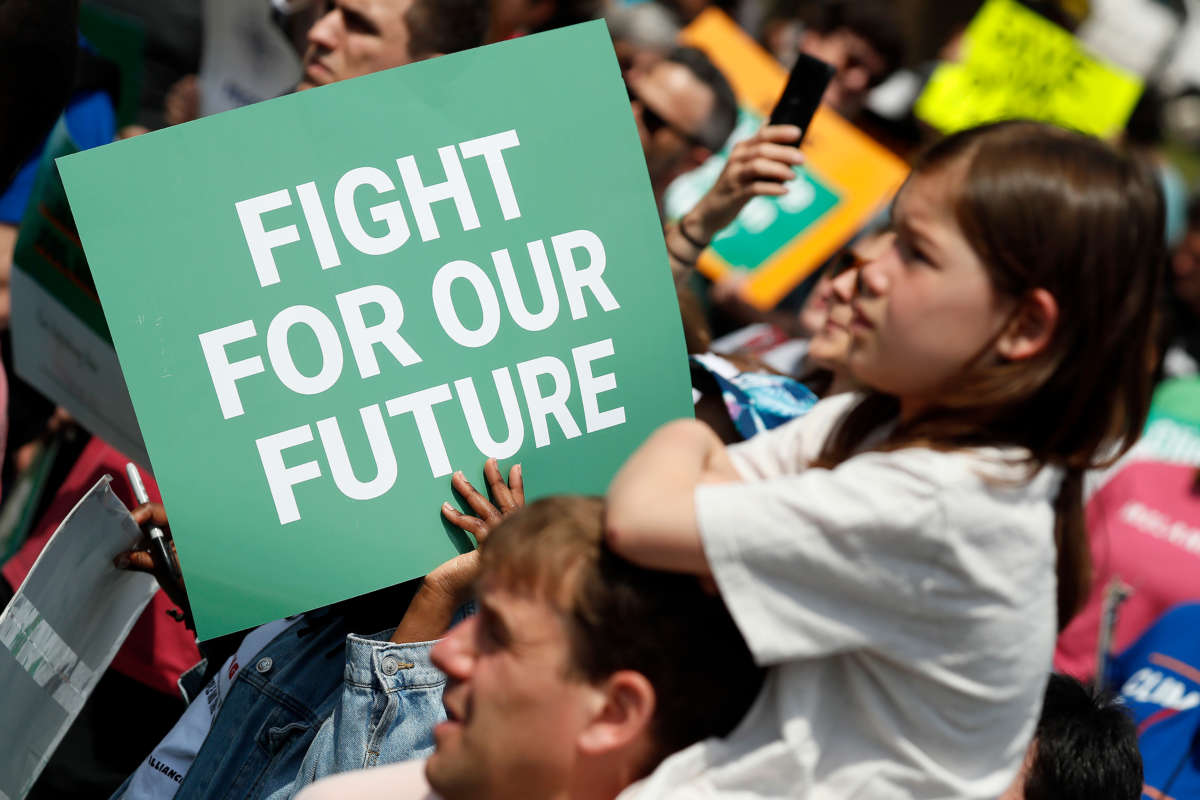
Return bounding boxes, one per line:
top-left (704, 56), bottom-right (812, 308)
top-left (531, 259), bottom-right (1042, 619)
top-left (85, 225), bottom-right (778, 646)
top-left (3, 1), bottom-right (1200, 799)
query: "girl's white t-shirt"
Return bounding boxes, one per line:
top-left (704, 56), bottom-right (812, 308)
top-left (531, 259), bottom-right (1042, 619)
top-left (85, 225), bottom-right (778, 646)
top-left (622, 393), bottom-right (1062, 800)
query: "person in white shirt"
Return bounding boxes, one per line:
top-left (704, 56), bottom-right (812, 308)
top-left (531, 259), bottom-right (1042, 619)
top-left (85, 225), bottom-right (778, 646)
top-left (606, 120), bottom-right (1166, 799)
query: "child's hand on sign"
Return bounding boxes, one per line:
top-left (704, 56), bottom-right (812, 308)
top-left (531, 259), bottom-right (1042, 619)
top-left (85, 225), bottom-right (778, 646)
top-left (390, 459), bottom-right (525, 644)
top-left (114, 502), bottom-right (193, 628)
top-left (685, 125), bottom-right (805, 244)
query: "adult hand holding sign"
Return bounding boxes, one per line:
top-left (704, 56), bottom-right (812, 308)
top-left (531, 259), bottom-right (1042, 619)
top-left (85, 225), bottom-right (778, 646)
top-left (393, 457), bottom-right (526, 644)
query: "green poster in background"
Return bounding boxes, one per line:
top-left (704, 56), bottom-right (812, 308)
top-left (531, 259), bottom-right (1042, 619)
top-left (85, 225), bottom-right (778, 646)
top-left (79, 3), bottom-right (145, 128)
top-left (59, 22), bottom-right (692, 640)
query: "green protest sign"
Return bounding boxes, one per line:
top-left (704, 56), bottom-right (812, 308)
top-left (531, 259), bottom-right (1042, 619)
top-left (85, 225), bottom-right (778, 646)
top-left (79, 3), bottom-right (145, 128)
top-left (9, 120), bottom-right (151, 468)
top-left (58, 22), bottom-right (692, 640)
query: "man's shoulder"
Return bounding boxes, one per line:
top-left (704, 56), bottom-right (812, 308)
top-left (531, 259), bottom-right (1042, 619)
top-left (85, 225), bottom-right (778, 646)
top-left (296, 759), bottom-right (436, 800)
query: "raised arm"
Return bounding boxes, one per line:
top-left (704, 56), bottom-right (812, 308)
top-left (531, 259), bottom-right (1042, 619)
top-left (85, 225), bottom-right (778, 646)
top-left (605, 419), bottom-right (740, 575)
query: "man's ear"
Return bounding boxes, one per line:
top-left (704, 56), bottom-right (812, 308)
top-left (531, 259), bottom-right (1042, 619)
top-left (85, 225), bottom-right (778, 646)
top-left (997, 288), bottom-right (1058, 361)
top-left (577, 670), bottom-right (657, 757)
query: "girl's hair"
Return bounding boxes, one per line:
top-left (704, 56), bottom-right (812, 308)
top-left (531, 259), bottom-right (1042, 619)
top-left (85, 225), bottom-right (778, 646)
top-left (814, 121), bottom-right (1166, 629)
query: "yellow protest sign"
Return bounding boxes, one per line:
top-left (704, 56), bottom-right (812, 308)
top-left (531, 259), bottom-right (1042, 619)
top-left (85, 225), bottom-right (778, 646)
top-left (673, 9), bottom-right (908, 309)
top-left (915, 0), bottom-right (1143, 139)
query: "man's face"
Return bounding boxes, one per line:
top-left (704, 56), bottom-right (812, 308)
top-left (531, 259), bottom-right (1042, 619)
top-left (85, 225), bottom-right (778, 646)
top-left (297, 0), bottom-right (420, 90)
top-left (800, 28), bottom-right (887, 116)
top-left (426, 579), bottom-right (599, 800)
top-left (627, 60), bottom-right (715, 193)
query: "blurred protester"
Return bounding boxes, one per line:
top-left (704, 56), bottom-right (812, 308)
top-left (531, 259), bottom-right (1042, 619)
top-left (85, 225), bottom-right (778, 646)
top-left (689, 351), bottom-right (817, 444)
top-left (1055, 376), bottom-right (1200, 684)
top-left (484, 0), bottom-right (602, 43)
top-left (273, 0), bottom-right (328, 56)
top-left (794, 252), bottom-right (862, 396)
top-left (1107, 603), bottom-right (1200, 799)
top-left (0, 0), bottom-right (78, 184)
top-left (1161, 195), bottom-right (1200, 379)
top-left (296, 0), bottom-right (489, 90)
top-left (707, 239), bottom-right (870, 382)
top-left (0, 36), bottom-right (119, 326)
top-left (1136, 704), bottom-right (1200, 799)
top-left (628, 46), bottom-right (738, 210)
top-left (2, 441), bottom-right (195, 798)
top-left (1108, 603), bottom-right (1200, 728)
top-left (87, 0), bottom-right (202, 134)
top-left (761, 0), bottom-right (904, 118)
top-left (1000, 674), bottom-right (1142, 800)
top-left (605, 3), bottom-right (679, 78)
top-left (677, 280), bottom-right (818, 445)
top-left (606, 0), bottom-right (737, 36)
top-left (606, 122), bottom-right (1165, 798)
top-left (1124, 88), bottom-right (1189, 249)
top-left (0, 32), bottom-right (122, 513)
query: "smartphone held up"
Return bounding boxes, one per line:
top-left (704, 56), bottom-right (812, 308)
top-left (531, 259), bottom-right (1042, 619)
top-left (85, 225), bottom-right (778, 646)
top-left (769, 53), bottom-right (836, 147)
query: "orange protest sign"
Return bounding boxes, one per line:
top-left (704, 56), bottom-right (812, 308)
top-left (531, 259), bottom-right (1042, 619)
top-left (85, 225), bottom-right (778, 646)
top-left (671, 9), bottom-right (908, 309)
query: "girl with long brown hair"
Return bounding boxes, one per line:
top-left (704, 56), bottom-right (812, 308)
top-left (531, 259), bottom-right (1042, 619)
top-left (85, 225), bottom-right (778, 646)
top-left (606, 121), bottom-right (1165, 799)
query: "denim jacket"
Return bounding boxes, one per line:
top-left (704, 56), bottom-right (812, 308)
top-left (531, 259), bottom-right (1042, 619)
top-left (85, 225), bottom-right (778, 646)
top-left (270, 633), bottom-right (445, 797)
top-left (112, 607), bottom-right (448, 800)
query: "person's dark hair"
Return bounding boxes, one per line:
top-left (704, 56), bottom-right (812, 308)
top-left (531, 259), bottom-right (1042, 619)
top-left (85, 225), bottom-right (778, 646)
top-left (665, 46), bottom-right (738, 152)
top-left (808, 0), bottom-right (906, 78)
top-left (406, 0), bottom-right (489, 57)
top-left (480, 496), bottom-right (764, 775)
top-left (0, 0), bottom-right (79, 185)
top-left (814, 121), bottom-right (1166, 630)
top-left (1188, 193), bottom-right (1200, 231)
top-left (1126, 86), bottom-right (1166, 149)
top-left (533, 0), bottom-right (604, 33)
top-left (1023, 674), bottom-right (1142, 800)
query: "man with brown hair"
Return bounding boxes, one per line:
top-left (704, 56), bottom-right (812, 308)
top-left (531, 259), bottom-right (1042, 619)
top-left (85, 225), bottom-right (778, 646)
top-left (297, 495), bottom-right (763, 800)
top-left (296, 0), bottom-right (489, 90)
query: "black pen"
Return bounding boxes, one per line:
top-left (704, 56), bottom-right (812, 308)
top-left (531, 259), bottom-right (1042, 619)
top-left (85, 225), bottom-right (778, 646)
top-left (124, 462), bottom-right (181, 581)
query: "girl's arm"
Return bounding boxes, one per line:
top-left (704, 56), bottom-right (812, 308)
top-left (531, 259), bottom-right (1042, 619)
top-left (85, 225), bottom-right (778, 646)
top-left (606, 419), bottom-right (741, 575)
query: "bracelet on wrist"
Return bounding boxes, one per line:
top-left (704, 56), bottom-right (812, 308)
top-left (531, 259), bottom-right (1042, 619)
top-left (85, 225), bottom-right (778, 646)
top-left (666, 239), bottom-right (698, 264)
top-left (677, 215), bottom-right (709, 251)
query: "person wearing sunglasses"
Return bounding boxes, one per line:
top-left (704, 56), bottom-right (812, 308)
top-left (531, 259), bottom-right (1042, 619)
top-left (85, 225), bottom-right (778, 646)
top-left (626, 46), bottom-right (737, 211)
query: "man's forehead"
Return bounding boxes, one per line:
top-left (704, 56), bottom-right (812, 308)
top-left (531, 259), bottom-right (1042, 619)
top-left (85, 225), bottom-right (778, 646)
top-left (633, 61), bottom-right (715, 132)
top-left (336, 0), bottom-right (413, 26)
top-left (478, 584), bottom-right (574, 650)
top-left (479, 580), bottom-right (567, 626)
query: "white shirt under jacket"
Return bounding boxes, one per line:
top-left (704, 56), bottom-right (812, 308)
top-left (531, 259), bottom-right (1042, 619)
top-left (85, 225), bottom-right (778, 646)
top-left (621, 393), bottom-right (1062, 800)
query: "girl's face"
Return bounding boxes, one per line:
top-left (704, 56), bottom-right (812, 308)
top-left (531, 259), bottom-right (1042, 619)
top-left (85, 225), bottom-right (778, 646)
top-left (807, 258), bottom-right (864, 368)
top-left (798, 269), bottom-right (839, 336)
top-left (846, 164), bottom-right (1017, 418)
